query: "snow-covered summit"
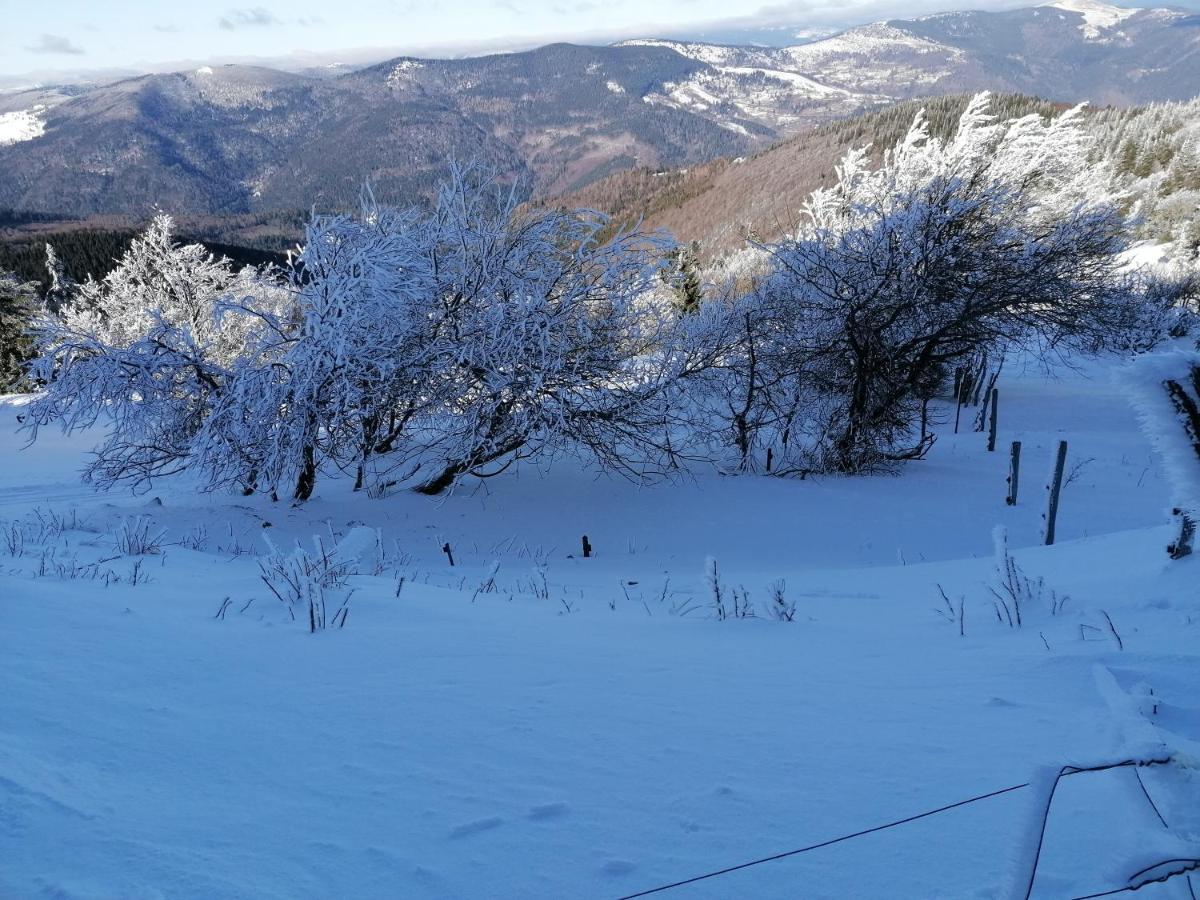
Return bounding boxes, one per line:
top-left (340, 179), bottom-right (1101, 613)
top-left (0, 107), bottom-right (45, 146)
top-left (386, 59), bottom-right (424, 88)
top-left (1042, 0), bottom-right (1141, 39)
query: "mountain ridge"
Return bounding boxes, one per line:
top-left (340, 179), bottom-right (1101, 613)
top-left (0, 0), bottom-right (1196, 219)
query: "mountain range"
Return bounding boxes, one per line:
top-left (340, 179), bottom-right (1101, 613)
top-left (0, 0), bottom-right (1197, 221)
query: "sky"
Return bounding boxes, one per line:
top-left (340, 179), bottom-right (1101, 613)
top-left (2, 0), bottom-right (1197, 84)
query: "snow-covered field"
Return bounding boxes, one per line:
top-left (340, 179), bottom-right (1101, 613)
top-left (2, 356), bottom-right (1198, 899)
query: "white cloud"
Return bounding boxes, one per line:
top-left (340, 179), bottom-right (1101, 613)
top-left (25, 33), bottom-right (86, 55)
top-left (219, 7), bottom-right (284, 31)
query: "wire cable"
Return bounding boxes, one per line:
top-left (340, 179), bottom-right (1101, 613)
top-left (619, 756), bottom-right (1173, 900)
top-left (615, 781), bottom-right (1030, 900)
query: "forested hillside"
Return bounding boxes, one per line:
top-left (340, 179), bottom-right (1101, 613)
top-left (546, 94), bottom-right (1200, 266)
top-left (0, 228), bottom-right (287, 295)
top-left (1089, 100), bottom-right (1200, 251)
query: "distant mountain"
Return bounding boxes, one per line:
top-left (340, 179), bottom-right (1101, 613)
top-left (0, 0), bottom-right (1197, 219)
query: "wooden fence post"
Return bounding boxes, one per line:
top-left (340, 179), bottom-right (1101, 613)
top-left (987, 388), bottom-right (999, 452)
top-left (1006, 440), bottom-right (1021, 506)
top-left (954, 371), bottom-right (965, 434)
top-left (1043, 441), bottom-right (1068, 546)
top-left (582, 535), bottom-right (592, 558)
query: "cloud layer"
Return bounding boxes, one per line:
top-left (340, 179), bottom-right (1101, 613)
top-left (25, 33), bottom-right (86, 55)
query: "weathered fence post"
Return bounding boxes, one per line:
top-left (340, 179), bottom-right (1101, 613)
top-left (581, 535), bottom-right (592, 558)
top-left (1168, 508), bottom-right (1195, 559)
top-left (953, 368), bottom-right (965, 434)
top-left (1043, 440), bottom-right (1068, 546)
top-left (1006, 440), bottom-right (1021, 506)
top-left (987, 388), bottom-right (999, 452)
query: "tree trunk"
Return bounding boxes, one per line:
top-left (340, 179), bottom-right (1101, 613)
top-left (414, 436), bottom-right (526, 495)
top-left (414, 460), bottom-right (468, 496)
top-left (294, 445), bottom-right (317, 501)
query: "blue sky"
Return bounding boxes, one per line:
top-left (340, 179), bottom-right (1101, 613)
top-left (2, 0), bottom-right (1196, 81)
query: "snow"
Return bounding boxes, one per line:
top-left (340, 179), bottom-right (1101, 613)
top-left (605, 80), bottom-right (625, 94)
top-left (1043, 0), bottom-right (1141, 39)
top-left (617, 39), bottom-right (746, 68)
top-left (785, 23), bottom-right (962, 66)
top-left (643, 63), bottom-right (859, 130)
top-left (781, 24), bottom-right (964, 93)
top-left (1122, 240), bottom-right (1176, 272)
top-left (1123, 348), bottom-right (1200, 515)
top-left (0, 106), bottom-right (45, 146)
top-left (3, 352), bottom-right (1199, 898)
top-left (719, 66), bottom-right (852, 98)
top-left (386, 59), bottom-right (424, 88)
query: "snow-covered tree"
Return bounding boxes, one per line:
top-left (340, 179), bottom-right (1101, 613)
top-left (195, 195), bottom-right (439, 500)
top-left (405, 164), bottom-right (698, 495)
top-left (192, 166), bottom-right (711, 500)
top-left (43, 243), bottom-right (75, 311)
top-left (714, 94), bottom-right (1134, 473)
top-left (662, 240), bottom-right (704, 314)
top-left (24, 166), bottom-right (722, 500)
top-left (23, 217), bottom-right (287, 489)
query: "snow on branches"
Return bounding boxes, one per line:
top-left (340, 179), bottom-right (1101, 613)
top-left (21, 97), bottom-right (1176, 496)
top-left (710, 93), bottom-right (1139, 474)
top-left (23, 216), bottom-right (288, 489)
top-left (24, 168), bottom-right (709, 498)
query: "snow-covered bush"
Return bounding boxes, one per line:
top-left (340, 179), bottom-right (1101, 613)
top-left (766, 579), bottom-right (795, 622)
top-left (258, 536), bottom-right (354, 631)
top-left (30, 167), bottom-right (713, 501)
top-left (988, 527), bottom-right (1067, 628)
top-left (112, 516), bottom-right (166, 557)
top-left (1112, 271), bottom-right (1200, 353)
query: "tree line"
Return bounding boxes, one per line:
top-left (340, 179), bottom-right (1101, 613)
top-left (16, 95), bottom-right (1199, 500)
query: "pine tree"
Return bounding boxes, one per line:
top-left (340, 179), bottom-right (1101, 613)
top-left (666, 240), bottom-right (704, 314)
top-left (43, 243), bottom-right (75, 311)
top-left (0, 271), bottom-right (39, 390)
top-left (1117, 138), bottom-right (1138, 176)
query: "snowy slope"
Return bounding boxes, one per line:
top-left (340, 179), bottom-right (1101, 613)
top-left (621, 39), bottom-right (869, 131)
top-left (1044, 0), bottom-right (1142, 39)
top-left (0, 107), bottom-right (45, 146)
top-left (2, 356), bottom-right (1199, 898)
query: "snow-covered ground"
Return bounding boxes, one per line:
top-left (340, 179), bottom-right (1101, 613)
top-left (2, 356), bottom-right (1198, 899)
